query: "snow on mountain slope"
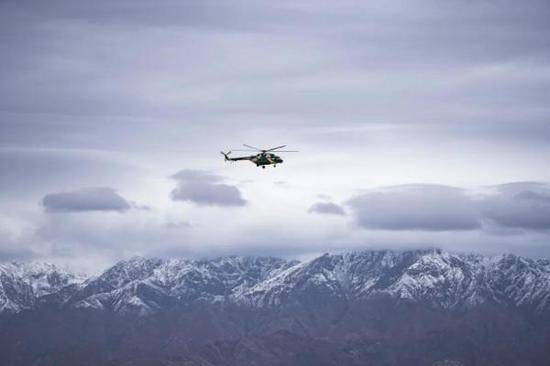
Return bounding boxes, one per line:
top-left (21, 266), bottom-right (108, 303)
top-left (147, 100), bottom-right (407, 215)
top-left (239, 249), bottom-right (550, 312)
top-left (0, 262), bottom-right (85, 314)
top-left (487, 254), bottom-right (550, 312)
top-left (68, 256), bottom-right (295, 315)
top-left (2, 250), bottom-right (550, 316)
top-left (238, 254), bottom-right (348, 308)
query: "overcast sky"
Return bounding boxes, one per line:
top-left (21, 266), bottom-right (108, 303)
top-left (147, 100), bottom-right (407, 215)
top-left (1, 0), bottom-right (550, 273)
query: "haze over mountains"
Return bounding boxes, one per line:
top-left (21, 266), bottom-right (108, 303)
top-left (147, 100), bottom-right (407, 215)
top-left (2, 249), bottom-right (550, 365)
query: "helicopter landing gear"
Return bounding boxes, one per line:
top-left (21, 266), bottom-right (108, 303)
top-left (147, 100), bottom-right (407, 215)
top-left (262, 166), bottom-right (265, 169)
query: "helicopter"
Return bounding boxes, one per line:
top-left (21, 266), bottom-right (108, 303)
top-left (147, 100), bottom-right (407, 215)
top-left (221, 144), bottom-right (298, 169)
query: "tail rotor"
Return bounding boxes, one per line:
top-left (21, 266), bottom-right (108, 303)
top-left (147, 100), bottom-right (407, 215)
top-left (220, 151), bottom-right (231, 161)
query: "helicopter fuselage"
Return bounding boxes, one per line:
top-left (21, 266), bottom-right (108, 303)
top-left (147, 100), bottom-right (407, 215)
top-left (221, 144), bottom-right (295, 168)
top-left (251, 152), bottom-right (283, 167)
top-left (221, 152), bottom-right (283, 168)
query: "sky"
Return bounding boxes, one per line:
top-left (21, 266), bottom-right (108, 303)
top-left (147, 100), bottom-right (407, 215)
top-left (1, 0), bottom-right (550, 273)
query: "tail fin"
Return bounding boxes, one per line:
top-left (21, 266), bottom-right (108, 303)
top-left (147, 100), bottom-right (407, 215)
top-left (220, 151), bottom-right (231, 161)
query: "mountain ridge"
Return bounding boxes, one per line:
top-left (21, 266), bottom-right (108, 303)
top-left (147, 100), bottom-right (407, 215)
top-left (2, 249), bottom-right (550, 317)
top-left (2, 249), bottom-right (550, 365)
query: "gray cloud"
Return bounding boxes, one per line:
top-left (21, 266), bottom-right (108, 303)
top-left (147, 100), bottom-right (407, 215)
top-left (42, 187), bottom-right (131, 212)
top-left (308, 202), bottom-right (345, 216)
top-left (347, 182), bottom-right (550, 232)
top-left (170, 170), bottom-right (246, 207)
top-left (347, 184), bottom-right (481, 231)
top-left (481, 182), bottom-right (550, 230)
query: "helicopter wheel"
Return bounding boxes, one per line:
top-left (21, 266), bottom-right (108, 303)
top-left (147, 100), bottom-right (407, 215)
top-left (262, 166), bottom-right (265, 169)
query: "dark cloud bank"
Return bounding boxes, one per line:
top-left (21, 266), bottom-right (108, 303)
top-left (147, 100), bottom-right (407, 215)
top-left (170, 169), bottom-right (246, 207)
top-left (42, 187), bottom-right (130, 212)
top-left (308, 202), bottom-right (345, 216)
top-left (347, 182), bottom-right (550, 232)
top-left (482, 182), bottom-right (550, 230)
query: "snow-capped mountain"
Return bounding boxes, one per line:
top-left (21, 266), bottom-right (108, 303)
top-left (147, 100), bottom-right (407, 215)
top-left (67, 256), bottom-right (296, 315)
top-left (3, 250), bottom-right (550, 366)
top-left (2, 249), bottom-right (550, 316)
top-left (0, 262), bottom-right (85, 314)
top-left (238, 249), bottom-right (550, 312)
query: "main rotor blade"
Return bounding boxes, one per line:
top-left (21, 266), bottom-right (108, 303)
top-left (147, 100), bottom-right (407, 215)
top-left (266, 145), bottom-right (287, 152)
top-left (243, 144), bottom-right (262, 151)
top-left (232, 149), bottom-right (259, 152)
top-left (272, 150), bottom-right (298, 153)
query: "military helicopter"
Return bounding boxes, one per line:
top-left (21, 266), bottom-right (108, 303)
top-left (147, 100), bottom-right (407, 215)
top-left (221, 144), bottom-right (298, 168)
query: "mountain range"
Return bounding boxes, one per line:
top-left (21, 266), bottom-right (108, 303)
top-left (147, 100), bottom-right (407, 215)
top-left (1, 249), bottom-right (550, 365)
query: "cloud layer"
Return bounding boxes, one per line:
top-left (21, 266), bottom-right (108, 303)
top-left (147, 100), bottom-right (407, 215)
top-left (347, 185), bottom-right (480, 231)
top-left (347, 183), bottom-right (550, 232)
top-left (308, 202), bottom-right (345, 216)
top-left (481, 182), bottom-right (550, 230)
top-left (42, 187), bottom-right (131, 212)
top-left (170, 170), bottom-right (246, 207)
